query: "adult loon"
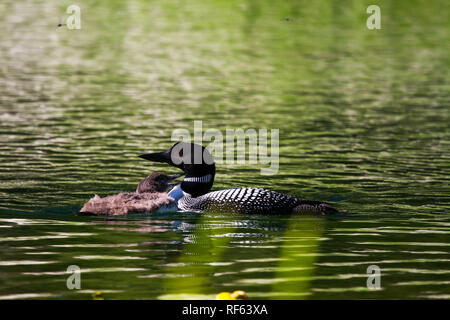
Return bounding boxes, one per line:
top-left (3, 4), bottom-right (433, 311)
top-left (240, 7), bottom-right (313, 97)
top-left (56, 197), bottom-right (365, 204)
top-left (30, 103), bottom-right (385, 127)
top-left (139, 142), bottom-right (341, 215)
top-left (78, 172), bottom-right (181, 216)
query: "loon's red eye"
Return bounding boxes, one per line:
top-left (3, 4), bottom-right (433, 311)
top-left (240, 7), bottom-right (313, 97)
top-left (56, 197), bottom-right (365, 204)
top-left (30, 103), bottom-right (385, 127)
top-left (179, 150), bottom-right (183, 157)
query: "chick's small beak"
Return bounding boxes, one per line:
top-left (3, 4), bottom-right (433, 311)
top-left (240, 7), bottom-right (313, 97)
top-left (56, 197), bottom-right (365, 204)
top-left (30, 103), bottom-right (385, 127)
top-left (166, 173), bottom-right (184, 190)
top-left (168, 173), bottom-right (184, 182)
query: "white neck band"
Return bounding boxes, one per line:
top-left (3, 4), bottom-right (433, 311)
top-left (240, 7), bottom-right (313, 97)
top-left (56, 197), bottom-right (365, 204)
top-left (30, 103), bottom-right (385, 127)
top-left (183, 174), bottom-right (212, 183)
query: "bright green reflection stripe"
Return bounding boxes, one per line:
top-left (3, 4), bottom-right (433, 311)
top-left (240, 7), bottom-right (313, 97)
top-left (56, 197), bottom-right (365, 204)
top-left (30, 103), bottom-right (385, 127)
top-left (159, 214), bottom-right (236, 299)
top-left (271, 217), bottom-right (324, 300)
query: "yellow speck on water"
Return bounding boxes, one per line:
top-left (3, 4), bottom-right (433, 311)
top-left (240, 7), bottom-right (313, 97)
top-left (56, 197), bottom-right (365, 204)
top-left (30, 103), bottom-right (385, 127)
top-left (216, 292), bottom-right (235, 300)
top-left (216, 290), bottom-right (248, 300)
top-left (92, 291), bottom-right (104, 300)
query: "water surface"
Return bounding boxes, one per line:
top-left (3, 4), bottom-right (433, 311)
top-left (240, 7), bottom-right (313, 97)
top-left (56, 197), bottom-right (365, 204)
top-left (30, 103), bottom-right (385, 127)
top-left (0, 0), bottom-right (449, 299)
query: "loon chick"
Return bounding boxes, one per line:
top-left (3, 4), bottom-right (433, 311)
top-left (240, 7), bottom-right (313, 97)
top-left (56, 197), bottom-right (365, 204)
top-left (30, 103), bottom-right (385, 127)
top-left (136, 172), bottom-right (183, 193)
top-left (139, 142), bottom-right (342, 215)
top-left (79, 172), bottom-right (181, 216)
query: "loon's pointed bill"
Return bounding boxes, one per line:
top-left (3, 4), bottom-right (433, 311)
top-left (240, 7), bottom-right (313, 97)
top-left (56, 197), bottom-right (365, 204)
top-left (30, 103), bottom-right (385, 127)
top-left (138, 151), bottom-right (171, 163)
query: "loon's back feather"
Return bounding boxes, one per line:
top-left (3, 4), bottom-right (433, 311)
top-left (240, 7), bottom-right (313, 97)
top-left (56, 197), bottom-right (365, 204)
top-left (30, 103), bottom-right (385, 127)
top-left (178, 187), bottom-right (339, 215)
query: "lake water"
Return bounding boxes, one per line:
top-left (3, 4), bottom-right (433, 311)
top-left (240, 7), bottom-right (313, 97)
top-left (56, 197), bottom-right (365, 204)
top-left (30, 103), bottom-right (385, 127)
top-left (0, 0), bottom-right (449, 299)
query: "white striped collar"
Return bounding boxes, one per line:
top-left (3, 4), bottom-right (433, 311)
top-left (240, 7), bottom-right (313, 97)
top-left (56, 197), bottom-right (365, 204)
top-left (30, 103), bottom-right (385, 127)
top-left (183, 174), bottom-right (212, 183)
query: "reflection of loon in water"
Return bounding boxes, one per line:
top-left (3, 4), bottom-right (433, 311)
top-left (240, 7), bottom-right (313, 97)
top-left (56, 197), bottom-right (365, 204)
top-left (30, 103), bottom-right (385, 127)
top-left (139, 142), bottom-right (343, 215)
top-left (79, 172), bottom-right (182, 216)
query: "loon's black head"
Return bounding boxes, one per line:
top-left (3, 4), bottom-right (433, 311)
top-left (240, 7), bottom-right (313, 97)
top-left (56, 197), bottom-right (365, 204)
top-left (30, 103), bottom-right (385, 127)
top-left (139, 142), bottom-right (215, 197)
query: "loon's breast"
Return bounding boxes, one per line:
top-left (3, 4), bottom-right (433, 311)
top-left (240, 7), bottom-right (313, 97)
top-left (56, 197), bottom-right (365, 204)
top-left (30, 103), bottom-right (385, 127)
top-left (177, 188), bottom-right (335, 215)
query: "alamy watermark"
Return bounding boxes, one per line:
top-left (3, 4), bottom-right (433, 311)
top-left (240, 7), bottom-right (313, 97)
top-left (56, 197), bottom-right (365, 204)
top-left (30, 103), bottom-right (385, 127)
top-left (59, 4), bottom-right (81, 29)
top-left (366, 265), bottom-right (381, 290)
top-left (170, 121), bottom-right (279, 175)
top-left (366, 5), bottom-right (381, 30)
top-left (59, 5), bottom-right (380, 31)
top-left (66, 265), bottom-right (81, 289)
